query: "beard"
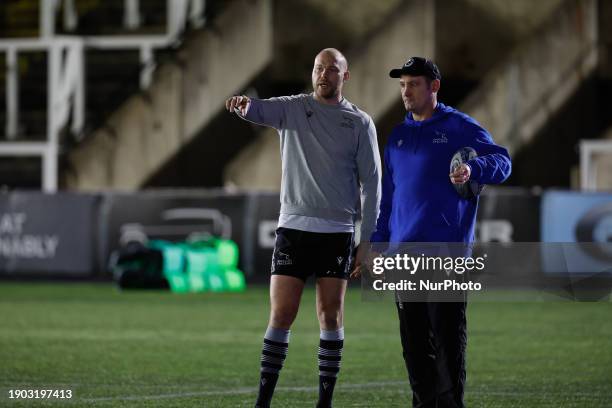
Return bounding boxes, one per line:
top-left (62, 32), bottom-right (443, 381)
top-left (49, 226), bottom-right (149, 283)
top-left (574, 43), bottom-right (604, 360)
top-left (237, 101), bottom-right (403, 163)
top-left (315, 83), bottom-right (338, 100)
top-left (403, 99), bottom-right (418, 112)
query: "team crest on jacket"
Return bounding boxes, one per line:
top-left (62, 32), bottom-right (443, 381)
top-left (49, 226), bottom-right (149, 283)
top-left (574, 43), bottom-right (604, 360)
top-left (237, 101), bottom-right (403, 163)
top-left (397, 139), bottom-right (404, 147)
top-left (433, 131), bottom-right (448, 143)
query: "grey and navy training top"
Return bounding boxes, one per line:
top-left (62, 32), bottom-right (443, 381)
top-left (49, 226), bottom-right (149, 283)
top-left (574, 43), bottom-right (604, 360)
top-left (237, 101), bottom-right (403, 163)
top-left (240, 93), bottom-right (381, 242)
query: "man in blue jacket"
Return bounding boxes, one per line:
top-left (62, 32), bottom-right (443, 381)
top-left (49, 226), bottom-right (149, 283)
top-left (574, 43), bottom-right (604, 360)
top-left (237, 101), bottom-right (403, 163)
top-left (365, 57), bottom-right (511, 407)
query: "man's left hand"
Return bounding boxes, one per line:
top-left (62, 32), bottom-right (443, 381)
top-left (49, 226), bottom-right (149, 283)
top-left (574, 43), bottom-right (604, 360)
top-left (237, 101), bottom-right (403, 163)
top-left (350, 244), bottom-right (369, 279)
top-left (350, 244), bottom-right (381, 279)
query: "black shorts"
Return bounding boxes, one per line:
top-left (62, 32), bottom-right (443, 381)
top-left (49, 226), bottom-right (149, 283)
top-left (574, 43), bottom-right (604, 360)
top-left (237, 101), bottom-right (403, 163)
top-left (271, 227), bottom-right (354, 281)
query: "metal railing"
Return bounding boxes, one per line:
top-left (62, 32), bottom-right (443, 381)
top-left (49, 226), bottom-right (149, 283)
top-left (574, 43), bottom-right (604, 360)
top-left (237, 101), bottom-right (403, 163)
top-left (0, 0), bottom-right (207, 191)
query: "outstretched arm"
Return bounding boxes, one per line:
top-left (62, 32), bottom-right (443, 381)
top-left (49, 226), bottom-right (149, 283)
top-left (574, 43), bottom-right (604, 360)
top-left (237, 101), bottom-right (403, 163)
top-left (225, 95), bottom-right (287, 130)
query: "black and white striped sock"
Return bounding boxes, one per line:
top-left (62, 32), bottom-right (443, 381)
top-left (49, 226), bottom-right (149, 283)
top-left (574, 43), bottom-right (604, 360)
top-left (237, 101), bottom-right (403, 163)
top-left (255, 326), bottom-right (290, 408)
top-left (317, 328), bottom-right (344, 408)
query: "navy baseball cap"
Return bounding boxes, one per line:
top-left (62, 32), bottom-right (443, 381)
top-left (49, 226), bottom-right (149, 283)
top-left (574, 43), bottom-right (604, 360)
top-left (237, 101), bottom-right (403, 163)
top-left (389, 56), bottom-right (441, 80)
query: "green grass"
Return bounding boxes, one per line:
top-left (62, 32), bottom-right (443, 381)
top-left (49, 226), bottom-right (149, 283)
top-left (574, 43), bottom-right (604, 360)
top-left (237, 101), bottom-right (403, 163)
top-left (0, 283), bottom-right (611, 407)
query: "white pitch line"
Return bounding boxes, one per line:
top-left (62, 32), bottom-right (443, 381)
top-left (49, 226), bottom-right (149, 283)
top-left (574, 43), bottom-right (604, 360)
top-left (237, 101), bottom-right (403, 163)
top-left (81, 381), bottom-right (407, 402)
top-left (79, 381), bottom-right (611, 403)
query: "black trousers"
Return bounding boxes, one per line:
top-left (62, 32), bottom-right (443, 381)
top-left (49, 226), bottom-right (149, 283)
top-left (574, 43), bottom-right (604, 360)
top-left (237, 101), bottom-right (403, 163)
top-left (396, 301), bottom-right (467, 408)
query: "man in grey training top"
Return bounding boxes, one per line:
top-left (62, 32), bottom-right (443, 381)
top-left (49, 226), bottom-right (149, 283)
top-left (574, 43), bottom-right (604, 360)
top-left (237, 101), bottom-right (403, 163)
top-left (225, 48), bottom-right (381, 408)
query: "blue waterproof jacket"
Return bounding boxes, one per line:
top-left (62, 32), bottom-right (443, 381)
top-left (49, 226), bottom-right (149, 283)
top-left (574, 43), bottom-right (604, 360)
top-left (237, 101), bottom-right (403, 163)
top-left (370, 103), bottom-right (512, 243)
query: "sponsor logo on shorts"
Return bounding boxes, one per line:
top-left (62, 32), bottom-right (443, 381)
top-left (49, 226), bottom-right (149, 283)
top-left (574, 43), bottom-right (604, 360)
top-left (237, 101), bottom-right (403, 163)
top-left (275, 250), bottom-right (293, 266)
top-left (336, 256), bottom-right (343, 265)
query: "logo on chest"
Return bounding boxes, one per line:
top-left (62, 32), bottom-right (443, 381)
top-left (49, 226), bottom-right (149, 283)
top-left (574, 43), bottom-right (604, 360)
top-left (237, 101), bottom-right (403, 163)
top-left (432, 131), bottom-right (448, 144)
top-left (340, 115), bottom-right (355, 130)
